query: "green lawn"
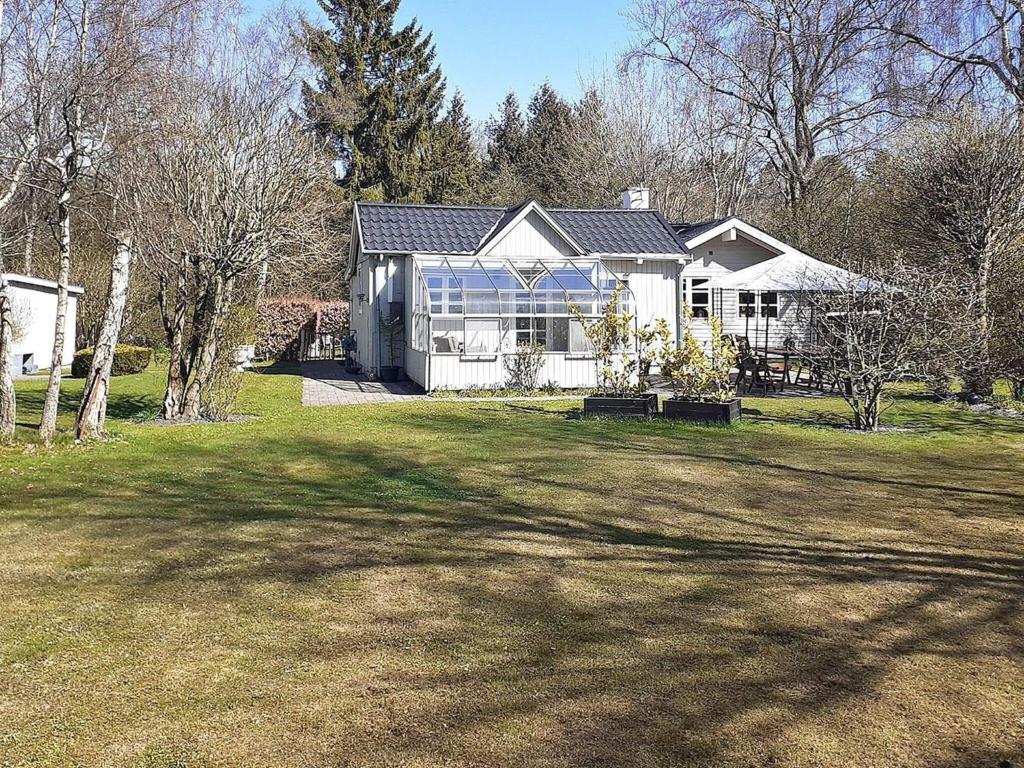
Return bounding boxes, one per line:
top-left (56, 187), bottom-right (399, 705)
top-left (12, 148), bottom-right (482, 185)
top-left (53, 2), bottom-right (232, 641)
top-left (1, 368), bottom-right (1022, 767)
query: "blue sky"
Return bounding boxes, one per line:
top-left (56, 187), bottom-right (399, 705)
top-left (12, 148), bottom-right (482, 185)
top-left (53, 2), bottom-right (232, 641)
top-left (252, 0), bottom-right (636, 121)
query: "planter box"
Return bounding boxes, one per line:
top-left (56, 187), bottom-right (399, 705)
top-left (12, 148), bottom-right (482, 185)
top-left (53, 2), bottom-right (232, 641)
top-left (663, 398), bottom-right (742, 424)
top-left (583, 393), bottom-right (658, 418)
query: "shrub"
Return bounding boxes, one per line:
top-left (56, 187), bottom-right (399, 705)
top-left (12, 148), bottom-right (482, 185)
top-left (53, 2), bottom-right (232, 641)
top-left (256, 298), bottom-right (350, 361)
top-left (503, 343), bottom-right (545, 391)
top-left (569, 285), bottom-right (637, 396)
top-left (660, 311), bottom-right (736, 402)
top-left (72, 345), bottom-right (152, 378)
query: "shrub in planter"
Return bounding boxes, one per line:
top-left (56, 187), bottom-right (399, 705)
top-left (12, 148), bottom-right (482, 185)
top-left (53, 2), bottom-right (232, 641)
top-left (72, 345), bottom-right (152, 378)
top-left (660, 312), bottom-right (741, 424)
top-left (570, 287), bottom-right (669, 418)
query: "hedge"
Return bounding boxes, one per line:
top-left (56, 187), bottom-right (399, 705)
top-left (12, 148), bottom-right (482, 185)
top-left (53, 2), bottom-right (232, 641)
top-left (256, 299), bottom-right (350, 361)
top-left (72, 345), bottom-right (152, 378)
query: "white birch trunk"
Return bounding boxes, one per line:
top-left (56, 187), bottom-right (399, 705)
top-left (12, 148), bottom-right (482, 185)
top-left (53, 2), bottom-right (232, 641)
top-left (38, 199), bottom-right (71, 444)
top-left (76, 232), bottom-right (132, 441)
top-left (0, 254), bottom-right (16, 440)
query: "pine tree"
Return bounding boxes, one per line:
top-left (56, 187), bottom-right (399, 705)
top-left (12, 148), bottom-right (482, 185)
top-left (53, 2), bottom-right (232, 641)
top-left (425, 92), bottom-right (483, 204)
top-left (485, 92), bottom-right (527, 174)
top-left (302, 0), bottom-right (446, 202)
top-left (522, 83), bottom-right (576, 204)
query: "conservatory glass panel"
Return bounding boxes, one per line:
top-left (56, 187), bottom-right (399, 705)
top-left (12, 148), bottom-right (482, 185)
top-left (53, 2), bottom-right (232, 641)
top-left (420, 264), bottom-right (463, 315)
top-left (481, 262), bottom-right (530, 315)
top-left (465, 318), bottom-right (505, 354)
top-left (413, 257), bottom-right (635, 334)
top-left (449, 261), bottom-right (500, 315)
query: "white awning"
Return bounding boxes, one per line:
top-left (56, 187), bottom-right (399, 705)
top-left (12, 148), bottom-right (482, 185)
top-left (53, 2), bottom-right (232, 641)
top-left (710, 252), bottom-right (863, 292)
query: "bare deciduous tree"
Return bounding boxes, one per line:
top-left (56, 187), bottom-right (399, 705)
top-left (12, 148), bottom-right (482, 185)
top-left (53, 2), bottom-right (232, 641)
top-left (137, 17), bottom-right (336, 420)
top-left (797, 259), bottom-right (973, 430)
top-left (631, 0), bottom-right (909, 244)
top-left (874, 111), bottom-right (1024, 394)
top-left (867, 0), bottom-right (1024, 116)
top-left (0, 0), bottom-right (62, 439)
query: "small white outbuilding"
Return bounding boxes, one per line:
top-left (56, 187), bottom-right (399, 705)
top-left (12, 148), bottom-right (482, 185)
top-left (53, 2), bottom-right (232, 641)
top-left (3, 273), bottom-right (83, 376)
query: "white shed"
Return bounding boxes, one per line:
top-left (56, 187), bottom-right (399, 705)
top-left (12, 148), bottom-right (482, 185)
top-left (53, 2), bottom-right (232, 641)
top-left (3, 273), bottom-right (84, 376)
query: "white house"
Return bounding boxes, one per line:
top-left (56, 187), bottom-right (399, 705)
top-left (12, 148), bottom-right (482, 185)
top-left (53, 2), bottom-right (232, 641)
top-left (348, 190), bottom-right (846, 391)
top-left (3, 274), bottom-right (83, 376)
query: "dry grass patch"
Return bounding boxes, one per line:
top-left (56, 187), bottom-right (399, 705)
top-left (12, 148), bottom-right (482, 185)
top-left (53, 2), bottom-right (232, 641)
top-left (1, 368), bottom-right (1022, 767)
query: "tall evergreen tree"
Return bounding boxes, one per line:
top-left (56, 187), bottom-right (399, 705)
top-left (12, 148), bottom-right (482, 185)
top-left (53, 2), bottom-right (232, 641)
top-left (425, 92), bottom-right (482, 204)
top-left (485, 92), bottom-right (527, 173)
top-left (302, 0), bottom-right (446, 202)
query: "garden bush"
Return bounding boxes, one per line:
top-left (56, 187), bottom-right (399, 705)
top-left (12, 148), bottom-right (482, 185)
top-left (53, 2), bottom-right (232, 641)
top-left (256, 299), bottom-right (350, 361)
top-left (72, 345), bottom-right (152, 378)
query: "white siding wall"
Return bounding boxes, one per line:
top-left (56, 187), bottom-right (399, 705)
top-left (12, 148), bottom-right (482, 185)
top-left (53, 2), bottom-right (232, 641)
top-left (603, 258), bottom-right (679, 334)
top-left (680, 232), bottom-right (810, 349)
top-left (684, 232), bottom-right (778, 275)
top-left (484, 211), bottom-right (576, 258)
top-left (6, 278), bottom-right (79, 374)
top-left (406, 347), bottom-right (427, 387)
top-left (427, 353), bottom-right (599, 391)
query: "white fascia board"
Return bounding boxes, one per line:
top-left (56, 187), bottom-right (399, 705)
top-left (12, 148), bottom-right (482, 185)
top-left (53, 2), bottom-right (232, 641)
top-left (683, 217), bottom-right (808, 257)
top-left (347, 205), bottom-right (363, 277)
top-left (594, 252), bottom-right (693, 262)
top-left (4, 273), bottom-right (84, 295)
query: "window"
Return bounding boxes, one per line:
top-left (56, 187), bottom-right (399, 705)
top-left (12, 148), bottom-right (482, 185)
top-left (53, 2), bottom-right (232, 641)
top-left (570, 319), bottom-right (595, 355)
top-left (464, 318), bottom-right (503, 355)
top-left (512, 317), bottom-right (592, 353)
top-left (761, 291), bottom-right (778, 319)
top-left (686, 278), bottom-right (711, 318)
top-left (739, 291), bottom-right (756, 318)
top-left (431, 317), bottom-right (464, 353)
top-left (516, 317), bottom-right (546, 348)
top-left (425, 272), bottom-right (462, 315)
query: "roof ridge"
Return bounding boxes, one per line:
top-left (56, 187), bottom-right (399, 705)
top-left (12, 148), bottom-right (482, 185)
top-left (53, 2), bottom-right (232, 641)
top-left (550, 207), bottom-right (664, 213)
top-left (356, 201), bottom-right (505, 211)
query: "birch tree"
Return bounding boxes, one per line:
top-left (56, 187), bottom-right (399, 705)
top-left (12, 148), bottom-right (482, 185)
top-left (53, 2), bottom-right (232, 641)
top-left (74, 228), bottom-right (130, 439)
top-left (867, 0), bottom-right (1024, 116)
top-left (0, 0), bottom-right (61, 439)
top-left (32, 0), bottom-right (193, 442)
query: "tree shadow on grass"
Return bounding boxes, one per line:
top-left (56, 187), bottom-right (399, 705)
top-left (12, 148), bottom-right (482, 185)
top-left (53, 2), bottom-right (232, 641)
top-left (13, 388), bottom-right (160, 428)
top-left (3, 422), bottom-right (1022, 767)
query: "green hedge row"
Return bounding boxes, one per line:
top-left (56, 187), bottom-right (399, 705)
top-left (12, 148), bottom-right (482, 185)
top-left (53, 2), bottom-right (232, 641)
top-left (72, 345), bottom-right (152, 378)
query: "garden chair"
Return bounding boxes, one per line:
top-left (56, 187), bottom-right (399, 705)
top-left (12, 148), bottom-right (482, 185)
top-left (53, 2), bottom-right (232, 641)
top-left (743, 356), bottom-right (780, 395)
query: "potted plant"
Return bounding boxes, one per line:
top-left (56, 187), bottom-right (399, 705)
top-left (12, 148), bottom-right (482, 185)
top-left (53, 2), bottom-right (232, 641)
top-left (379, 315), bottom-right (404, 383)
top-left (570, 286), bottom-right (659, 418)
top-left (661, 312), bottom-right (742, 424)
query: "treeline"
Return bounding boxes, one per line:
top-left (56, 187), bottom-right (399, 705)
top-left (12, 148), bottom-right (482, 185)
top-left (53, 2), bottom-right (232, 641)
top-left (299, 0), bottom-right (1024, 399)
top-left (1, 0), bottom-right (1023, 443)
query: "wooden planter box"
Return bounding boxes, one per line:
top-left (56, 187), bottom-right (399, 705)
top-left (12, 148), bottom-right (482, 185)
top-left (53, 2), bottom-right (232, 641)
top-left (583, 393), bottom-right (659, 418)
top-left (663, 398), bottom-right (742, 424)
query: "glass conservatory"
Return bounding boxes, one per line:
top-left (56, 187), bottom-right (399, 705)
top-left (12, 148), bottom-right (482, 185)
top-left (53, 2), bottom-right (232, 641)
top-left (411, 257), bottom-right (634, 358)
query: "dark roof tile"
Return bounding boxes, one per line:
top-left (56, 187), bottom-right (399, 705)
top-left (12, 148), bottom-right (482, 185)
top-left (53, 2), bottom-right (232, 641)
top-left (357, 202), bottom-right (689, 256)
top-left (672, 218), bottom-right (730, 243)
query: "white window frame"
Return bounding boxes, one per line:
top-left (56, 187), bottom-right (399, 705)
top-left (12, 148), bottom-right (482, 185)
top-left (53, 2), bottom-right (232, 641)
top-left (463, 317), bottom-right (502, 356)
top-left (737, 290), bottom-right (778, 319)
top-left (685, 278), bottom-right (712, 319)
